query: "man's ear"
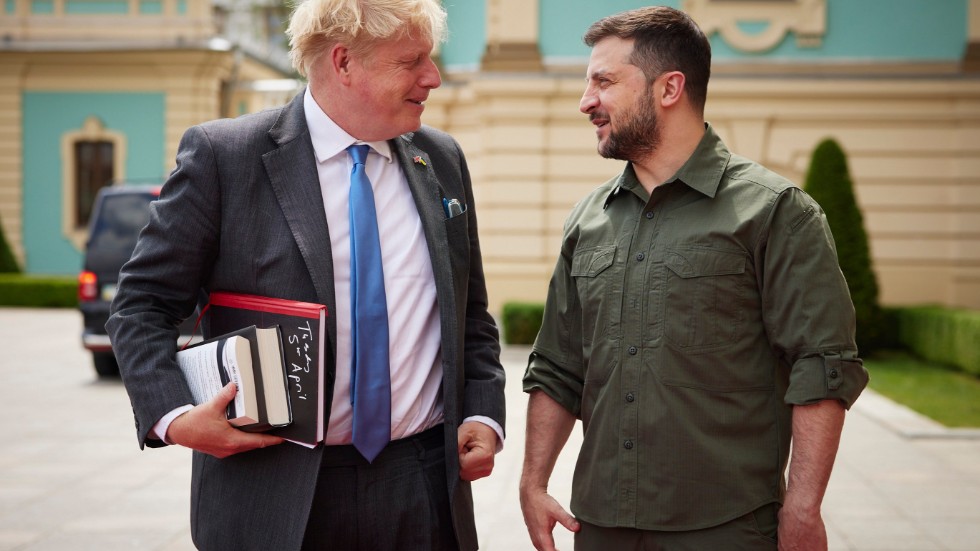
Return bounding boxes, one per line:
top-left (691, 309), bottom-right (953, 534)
top-left (658, 71), bottom-right (686, 108)
top-left (330, 44), bottom-right (353, 85)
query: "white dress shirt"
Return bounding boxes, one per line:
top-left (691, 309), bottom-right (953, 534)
top-left (304, 89), bottom-right (445, 444)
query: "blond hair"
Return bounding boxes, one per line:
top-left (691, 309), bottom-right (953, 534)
top-left (287, 0), bottom-right (447, 77)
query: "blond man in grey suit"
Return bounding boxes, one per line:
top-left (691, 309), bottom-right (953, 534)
top-left (107, 1), bottom-right (505, 549)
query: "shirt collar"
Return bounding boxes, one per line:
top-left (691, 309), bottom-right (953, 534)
top-left (303, 87), bottom-right (393, 164)
top-left (665, 123), bottom-right (729, 198)
top-left (602, 123), bottom-right (730, 208)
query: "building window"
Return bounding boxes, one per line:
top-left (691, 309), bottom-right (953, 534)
top-left (73, 140), bottom-right (115, 229)
top-left (64, 0), bottom-right (129, 14)
top-left (62, 116), bottom-right (126, 249)
top-left (139, 0), bottom-right (162, 13)
top-left (30, 0), bottom-right (54, 14)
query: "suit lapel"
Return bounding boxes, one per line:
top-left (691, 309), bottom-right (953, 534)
top-left (262, 92), bottom-right (339, 365)
top-left (391, 134), bottom-right (457, 339)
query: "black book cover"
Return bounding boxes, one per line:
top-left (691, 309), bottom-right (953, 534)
top-left (207, 292), bottom-right (326, 446)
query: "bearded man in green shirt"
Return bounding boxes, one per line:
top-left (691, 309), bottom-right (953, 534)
top-left (520, 6), bottom-right (869, 551)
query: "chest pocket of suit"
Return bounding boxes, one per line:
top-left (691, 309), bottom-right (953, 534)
top-left (444, 210), bottom-right (470, 283)
top-left (664, 246), bottom-right (746, 351)
top-left (571, 245), bottom-right (617, 346)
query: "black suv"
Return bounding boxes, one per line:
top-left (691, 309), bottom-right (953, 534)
top-left (78, 185), bottom-right (197, 377)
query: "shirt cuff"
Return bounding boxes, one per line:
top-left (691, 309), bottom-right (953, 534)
top-left (462, 415), bottom-right (505, 453)
top-left (150, 405), bottom-right (194, 444)
top-left (785, 352), bottom-right (869, 409)
top-left (522, 352), bottom-right (583, 418)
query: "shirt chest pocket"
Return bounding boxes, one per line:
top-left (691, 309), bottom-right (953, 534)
top-left (570, 245), bottom-right (618, 346)
top-left (663, 247), bottom-right (747, 351)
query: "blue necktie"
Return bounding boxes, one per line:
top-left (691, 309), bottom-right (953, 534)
top-left (347, 144), bottom-right (391, 462)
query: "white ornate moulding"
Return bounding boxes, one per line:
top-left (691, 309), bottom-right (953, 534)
top-left (683, 0), bottom-right (827, 53)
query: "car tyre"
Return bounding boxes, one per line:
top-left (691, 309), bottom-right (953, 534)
top-left (93, 352), bottom-right (120, 378)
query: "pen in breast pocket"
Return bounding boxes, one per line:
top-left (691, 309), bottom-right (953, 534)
top-left (442, 198), bottom-right (464, 218)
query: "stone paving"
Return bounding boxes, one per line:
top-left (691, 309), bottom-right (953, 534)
top-left (0, 308), bottom-right (978, 550)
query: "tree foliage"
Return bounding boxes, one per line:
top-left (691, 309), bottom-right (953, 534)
top-left (0, 214), bottom-right (20, 274)
top-left (803, 138), bottom-right (882, 352)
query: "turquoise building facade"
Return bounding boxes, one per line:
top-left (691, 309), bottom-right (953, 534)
top-left (2, 0), bottom-right (979, 308)
top-left (22, 92), bottom-right (166, 273)
top-left (0, 0), bottom-right (295, 276)
top-left (442, 0), bottom-right (968, 70)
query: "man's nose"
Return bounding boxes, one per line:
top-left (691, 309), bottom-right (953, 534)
top-left (421, 57), bottom-right (442, 89)
top-left (580, 88), bottom-right (598, 114)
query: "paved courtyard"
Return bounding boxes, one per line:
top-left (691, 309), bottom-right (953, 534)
top-left (0, 307), bottom-right (978, 550)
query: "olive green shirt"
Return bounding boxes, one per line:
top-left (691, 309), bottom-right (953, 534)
top-left (523, 124), bottom-right (869, 531)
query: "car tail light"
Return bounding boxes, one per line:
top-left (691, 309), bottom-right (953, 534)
top-left (78, 271), bottom-right (98, 302)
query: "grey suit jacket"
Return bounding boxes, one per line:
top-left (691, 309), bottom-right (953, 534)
top-left (107, 91), bottom-right (506, 551)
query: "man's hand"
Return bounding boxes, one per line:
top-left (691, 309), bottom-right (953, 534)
top-left (777, 500), bottom-right (827, 551)
top-left (457, 421), bottom-right (497, 481)
top-left (167, 383), bottom-right (285, 458)
top-left (520, 391), bottom-right (580, 550)
top-left (519, 486), bottom-right (580, 551)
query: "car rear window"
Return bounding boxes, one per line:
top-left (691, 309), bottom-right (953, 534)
top-left (86, 192), bottom-right (156, 272)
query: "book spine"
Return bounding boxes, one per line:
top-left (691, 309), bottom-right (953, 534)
top-left (210, 292), bottom-right (324, 319)
top-left (242, 327), bottom-right (269, 425)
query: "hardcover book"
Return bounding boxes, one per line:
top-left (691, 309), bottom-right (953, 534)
top-left (207, 292), bottom-right (327, 447)
top-left (176, 325), bottom-right (291, 431)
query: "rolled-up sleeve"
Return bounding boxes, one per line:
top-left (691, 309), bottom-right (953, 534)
top-left (524, 352), bottom-right (583, 418)
top-left (785, 351), bottom-right (867, 409)
top-left (758, 188), bottom-right (869, 409)
top-left (523, 242), bottom-right (585, 418)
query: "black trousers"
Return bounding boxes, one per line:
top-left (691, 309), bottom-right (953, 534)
top-left (301, 425), bottom-right (458, 551)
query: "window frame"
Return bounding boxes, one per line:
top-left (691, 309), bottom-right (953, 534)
top-left (61, 116), bottom-right (127, 249)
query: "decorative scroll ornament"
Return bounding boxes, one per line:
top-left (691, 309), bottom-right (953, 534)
top-left (683, 0), bottom-right (826, 53)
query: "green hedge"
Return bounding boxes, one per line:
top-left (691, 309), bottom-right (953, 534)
top-left (0, 274), bottom-right (78, 308)
top-left (501, 301), bottom-right (545, 345)
top-left (894, 306), bottom-right (980, 377)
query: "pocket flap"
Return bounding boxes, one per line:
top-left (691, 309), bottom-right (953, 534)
top-left (571, 246), bottom-right (616, 277)
top-left (665, 247), bottom-right (745, 279)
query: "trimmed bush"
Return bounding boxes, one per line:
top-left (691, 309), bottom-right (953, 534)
top-left (895, 306), bottom-right (980, 378)
top-left (0, 274), bottom-right (78, 307)
top-left (803, 138), bottom-right (883, 352)
top-left (501, 301), bottom-right (545, 345)
top-left (877, 306), bottom-right (903, 350)
top-left (0, 214), bottom-right (20, 273)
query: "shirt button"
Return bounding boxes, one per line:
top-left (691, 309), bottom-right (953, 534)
top-left (624, 440), bottom-right (634, 450)
top-left (829, 369), bottom-right (839, 379)
top-left (635, 252), bottom-right (645, 261)
top-left (626, 393), bottom-right (635, 403)
top-left (645, 211), bottom-right (654, 219)
top-left (628, 346), bottom-right (638, 355)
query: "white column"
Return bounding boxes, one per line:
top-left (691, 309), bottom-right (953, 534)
top-left (481, 0), bottom-right (542, 72)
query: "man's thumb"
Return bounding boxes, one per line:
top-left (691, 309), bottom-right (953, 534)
top-left (211, 382), bottom-right (238, 407)
top-left (558, 512), bottom-right (581, 533)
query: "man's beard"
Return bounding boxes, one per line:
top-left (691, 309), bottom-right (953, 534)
top-left (596, 90), bottom-right (660, 162)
